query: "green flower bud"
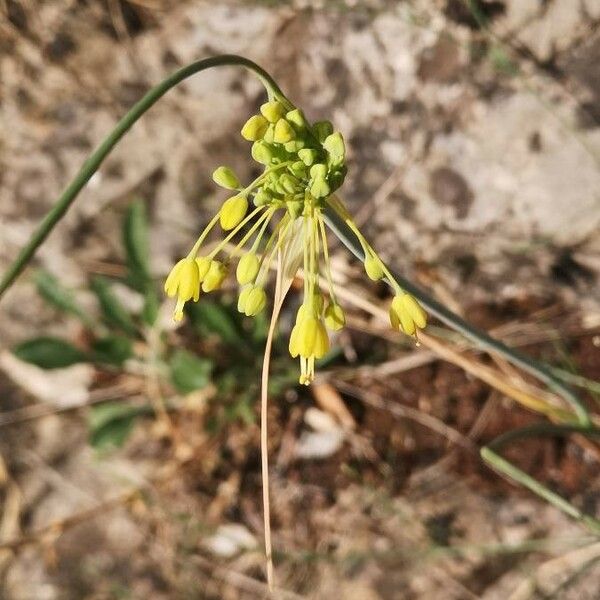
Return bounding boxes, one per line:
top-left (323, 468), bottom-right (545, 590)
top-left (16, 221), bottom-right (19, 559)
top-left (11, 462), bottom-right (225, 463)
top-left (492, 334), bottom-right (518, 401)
top-left (251, 141), bottom-right (275, 165)
top-left (324, 303), bottom-right (345, 331)
top-left (289, 161), bottom-right (307, 178)
top-left (212, 166), bottom-right (240, 190)
top-left (286, 109), bottom-right (307, 129)
top-left (220, 195), bottom-right (248, 230)
top-left (253, 188), bottom-right (272, 206)
top-left (310, 163), bottom-right (328, 180)
top-left (279, 173), bottom-right (300, 194)
top-left (313, 120), bottom-right (334, 143)
top-left (243, 285), bottom-right (267, 316)
top-left (329, 165), bottom-right (347, 191)
top-left (273, 119), bottom-right (295, 144)
top-left (323, 132), bottom-right (345, 163)
top-left (364, 255), bottom-right (384, 281)
top-left (284, 140), bottom-right (305, 153)
top-left (310, 177), bottom-right (330, 199)
top-left (236, 253), bottom-right (260, 285)
top-left (241, 115), bottom-right (269, 141)
top-left (260, 100), bottom-right (286, 123)
top-left (202, 260), bottom-right (228, 292)
top-left (298, 148), bottom-right (318, 166)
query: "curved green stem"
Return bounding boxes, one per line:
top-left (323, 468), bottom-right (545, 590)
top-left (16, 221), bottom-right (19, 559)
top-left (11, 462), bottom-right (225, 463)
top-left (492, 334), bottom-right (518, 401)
top-left (0, 55), bottom-right (290, 299)
top-left (322, 208), bottom-right (591, 427)
top-left (481, 423), bottom-right (600, 533)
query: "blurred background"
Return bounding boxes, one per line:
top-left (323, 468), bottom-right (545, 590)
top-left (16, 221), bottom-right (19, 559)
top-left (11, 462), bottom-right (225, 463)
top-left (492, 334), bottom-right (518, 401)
top-left (1, 1), bottom-right (599, 598)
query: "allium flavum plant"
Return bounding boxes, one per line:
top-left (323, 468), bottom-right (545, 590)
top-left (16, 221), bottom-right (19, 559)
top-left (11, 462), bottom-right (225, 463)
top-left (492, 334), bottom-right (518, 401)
top-left (164, 99), bottom-right (427, 385)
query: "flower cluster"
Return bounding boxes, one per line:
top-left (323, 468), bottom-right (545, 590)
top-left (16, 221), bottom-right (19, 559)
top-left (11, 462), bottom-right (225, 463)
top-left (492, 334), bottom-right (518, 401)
top-left (164, 98), bottom-right (427, 384)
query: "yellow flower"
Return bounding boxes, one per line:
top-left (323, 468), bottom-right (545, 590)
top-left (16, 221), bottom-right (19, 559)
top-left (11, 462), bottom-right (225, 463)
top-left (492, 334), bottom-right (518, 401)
top-left (389, 293), bottom-right (427, 336)
top-left (289, 310), bottom-right (329, 385)
top-left (202, 260), bottom-right (228, 292)
top-left (164, 257), bottom-right (200, 321)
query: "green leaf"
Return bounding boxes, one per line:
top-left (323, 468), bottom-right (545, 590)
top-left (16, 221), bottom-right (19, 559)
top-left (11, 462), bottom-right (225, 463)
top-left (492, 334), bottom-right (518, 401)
top-left (123, 200), bottom-right (151, 290)
top-left (169, 349), bottom-right (213, 394)
top-left (141, 289), bottom-right (159, 326)
top-left (92, 335), bottom-right (133, 366)
top-left (186, 300), bottom-right (243, 346)
top-left (13, 337), bottom-right (88, 369)
top-left (34, 270), bottom-right (92, 326)
top-left (90, 276), bottom-right (137, 336)
top-left (89, 402), bottom-right (146, 450)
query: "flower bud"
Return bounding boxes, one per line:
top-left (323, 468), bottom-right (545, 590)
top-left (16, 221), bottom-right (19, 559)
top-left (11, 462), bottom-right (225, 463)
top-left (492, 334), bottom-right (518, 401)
top-left (241, 115), bottom-right (269, 141)
top-left (260, 100), bottom-right (286, 123)
top-left (263, 124), bottom-right (275, 143)
top-left (323, 132), bottom-right (345, 163)
top-left (219, 195), bottom-right (248, 230)
top-left (286, 109), bottom-right (307, 129)
top-left (251, 140), bottom-right (274, 165)
top-left (289, 161), bottom-right (307, 178)
top-left (195, 256), bottom-right (212, 281)
top-left (273, 119), bottom-right (295, 144)
top-left (324, 303), bottom-right (345, 331)
top-left (313, 120), bottom-right (333, 143)
top-left (236, 253), bottom-right (260, 285)
top-left (253, 188), bottom-right (272, 206)
top-left (284, 140), bottom-right (305, 153)
top-left (298, 148), bottom-right (318, 166)
top-left (364, 255), bottom-right (384, 281)
top-left (279, 173), bottom-right (300, 194)
top-left (310, 178), bottom-right (330, 199)
top-left (243, 285), bottom-right (267, 316)
top-left (212, 166), bottom-right (240, 190)
top-left (237, 285), bottom-right (252, 313)
top-left (202, 260), bottom-right (228, 292)
top-left (400, 293), bottom-right (427, 329)
top-left (310, 163), bottom-right (327, 179)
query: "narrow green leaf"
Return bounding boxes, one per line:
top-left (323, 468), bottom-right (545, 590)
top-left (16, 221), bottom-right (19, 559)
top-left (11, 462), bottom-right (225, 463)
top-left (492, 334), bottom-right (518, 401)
top-left (123, 200), bottom-right (151, 290)
top-left (169, 349), bottom-right (212, 393)
top-left (92, 334), bottom-right (133, 366)
top-left (186, 300), bottom-right (243, 346)
top-left (89, 402), bottom-right (145, 450)
top-left (13, 337), bottom-right (88, 369)
top-left (141, 289), bottom-right (159, 326)
top-left (34, 270), bottom-right (92, 326)
top-left (90, 276), bottom-right (137, 336)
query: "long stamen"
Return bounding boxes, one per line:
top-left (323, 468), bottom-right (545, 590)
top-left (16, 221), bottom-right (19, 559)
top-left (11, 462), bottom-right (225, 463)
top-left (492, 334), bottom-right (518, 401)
top-left (189, 213), bottom-right (221, 257)
top-left (317, 212), bottom-right (337, 303)
top-left (327, 195), bottom-right (402, 294)
top-left (233, 206), bottom-right (276, 256)
top-left (256, 215), bottom-right (292, 285)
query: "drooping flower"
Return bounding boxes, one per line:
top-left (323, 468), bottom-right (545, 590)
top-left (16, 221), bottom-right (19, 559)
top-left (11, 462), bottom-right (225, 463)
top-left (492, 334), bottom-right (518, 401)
top-left (164, 97), bottom-right (427, 384)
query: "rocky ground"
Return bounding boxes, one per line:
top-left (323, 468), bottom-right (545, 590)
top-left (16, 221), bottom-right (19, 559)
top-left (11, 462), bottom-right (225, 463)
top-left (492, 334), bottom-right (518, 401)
top-left (0, 1), bottom-right (599, 598)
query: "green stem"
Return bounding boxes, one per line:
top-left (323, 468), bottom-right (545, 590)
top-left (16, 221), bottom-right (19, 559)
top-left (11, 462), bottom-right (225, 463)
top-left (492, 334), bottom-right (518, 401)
top-left (322, 208), bottom-right (591, 427)
top-left (0, 55), bottom-right (290, 299)
top-left (481, 422), bottom-right (600, 533)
